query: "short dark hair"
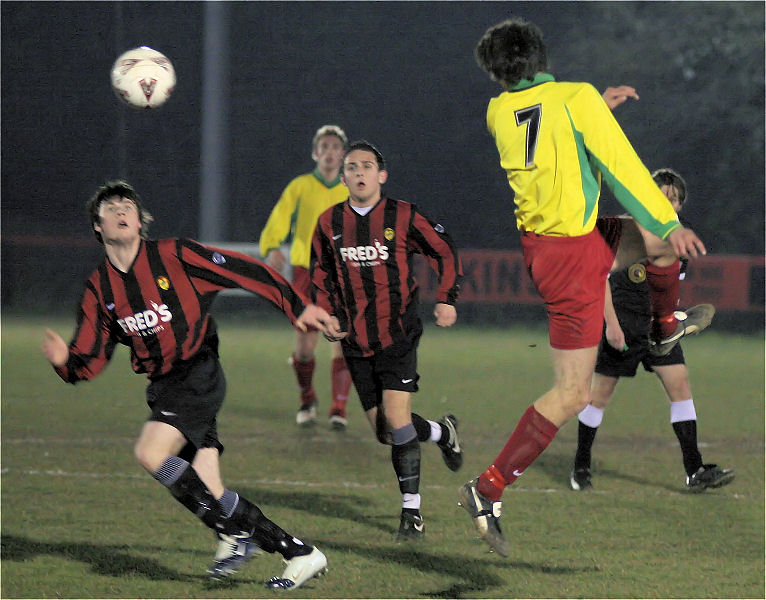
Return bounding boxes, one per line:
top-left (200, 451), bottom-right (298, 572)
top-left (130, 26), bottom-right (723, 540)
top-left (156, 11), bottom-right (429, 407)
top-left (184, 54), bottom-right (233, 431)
top-left (652, 168), bottom-right (687, 206)
top-left (87, 180), bottom-right (153, 244)
top-left (343, 140), bottom-right (386, 171)
top-left (475, 18), bottom-right (548, 88)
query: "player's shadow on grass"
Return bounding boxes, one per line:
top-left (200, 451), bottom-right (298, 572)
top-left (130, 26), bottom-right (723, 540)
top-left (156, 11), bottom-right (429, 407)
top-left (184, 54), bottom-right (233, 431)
top-left (532, 450), bottom-right (681, 493)
top-left (240, 486), bottom-right (396, 535)
top-left (317, 539), bottom-right (597, 599)
top-left (1, 533), bottom-right (195, 581)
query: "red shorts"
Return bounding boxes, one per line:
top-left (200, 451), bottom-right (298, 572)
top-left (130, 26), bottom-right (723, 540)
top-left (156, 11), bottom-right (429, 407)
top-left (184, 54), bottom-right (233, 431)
top-left (522, 218), bottom-right (622, 350)
top-left (292, 266), bottom-right (311, 299)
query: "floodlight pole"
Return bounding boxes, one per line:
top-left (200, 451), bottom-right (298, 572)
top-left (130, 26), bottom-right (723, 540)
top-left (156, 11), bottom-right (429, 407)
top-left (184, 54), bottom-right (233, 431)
top-left (199, 1), bottom-right (230, 242)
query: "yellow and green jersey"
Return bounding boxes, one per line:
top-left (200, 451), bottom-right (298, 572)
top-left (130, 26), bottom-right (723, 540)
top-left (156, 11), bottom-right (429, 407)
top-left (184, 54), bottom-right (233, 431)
top-left (487, 73), bottom-right (680, 240)
top-left (259, 169), bottom-right (348, 268)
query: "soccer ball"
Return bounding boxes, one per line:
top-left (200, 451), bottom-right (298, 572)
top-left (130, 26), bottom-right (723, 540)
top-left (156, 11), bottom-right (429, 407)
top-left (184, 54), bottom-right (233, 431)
top-left (110, 46), bottom-right (175, 109)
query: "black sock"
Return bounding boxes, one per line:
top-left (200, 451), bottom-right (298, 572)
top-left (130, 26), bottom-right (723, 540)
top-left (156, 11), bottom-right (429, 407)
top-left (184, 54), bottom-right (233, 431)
top-left (229, 497), bottom-right (312, 559)
top-left (411, 413), bottom-right (432, 442)
top-left (391, 437), bottom-right (421, 495)
top-left (155, 457), bottom-right (225, 531)
top-left (672, 419), bottom-right (703, 476)
top-left (574, 422), bottom-right (598, 471)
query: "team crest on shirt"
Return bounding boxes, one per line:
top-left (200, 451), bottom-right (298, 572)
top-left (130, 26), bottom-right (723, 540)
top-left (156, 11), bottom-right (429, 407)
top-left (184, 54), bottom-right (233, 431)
top-left (628, 263), bottom-right (646, 283)
top-left (156, 276), bottom-right (170, 290)
top-left (384, 227), bottom-right (395, 241)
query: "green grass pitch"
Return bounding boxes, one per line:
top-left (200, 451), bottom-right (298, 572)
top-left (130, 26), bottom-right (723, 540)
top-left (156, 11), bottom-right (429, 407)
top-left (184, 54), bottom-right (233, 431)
top-left (2, 314), bottom-right (763, 598)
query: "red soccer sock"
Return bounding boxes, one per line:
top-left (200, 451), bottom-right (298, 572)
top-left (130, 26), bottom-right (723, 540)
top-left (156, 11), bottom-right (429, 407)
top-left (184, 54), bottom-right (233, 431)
top-left (330, 356), bottom-right (352, 415)
top-left (477, 405), bottom-right (558, 501)
top-left (291, 353), bottom-right (316, 405)
top-left (645, 260), bottom-right (681, 339)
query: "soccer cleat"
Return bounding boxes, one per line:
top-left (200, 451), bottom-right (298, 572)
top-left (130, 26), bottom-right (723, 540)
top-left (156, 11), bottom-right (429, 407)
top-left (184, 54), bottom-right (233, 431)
top-left (686, 464), bottom-right (735, 492)
top-left (396, 511), bottom-right (425, 540)
top-left (437, 414), bottom-right (464, 471)
top-left (296, 402), bottom-right (317, 426)
top-left (569, 468), bottom-right (593, 491)
top-left (328, 411), bottom-right (348, 430)
top-left (457, 479), bottom-right (510, 557)
top-left (265, 546), bottom-right (327, 590)
top-left (649, 304), bottom-right (715, 357)
top-left (207, 532), bottom-right (262, 580)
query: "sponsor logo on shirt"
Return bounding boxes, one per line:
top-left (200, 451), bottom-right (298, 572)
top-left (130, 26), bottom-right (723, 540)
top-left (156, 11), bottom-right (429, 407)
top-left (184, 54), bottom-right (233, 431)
top-left (116, 301), bottom-right (172, 336)
top-left (339, 240), bottom-right (389, 267)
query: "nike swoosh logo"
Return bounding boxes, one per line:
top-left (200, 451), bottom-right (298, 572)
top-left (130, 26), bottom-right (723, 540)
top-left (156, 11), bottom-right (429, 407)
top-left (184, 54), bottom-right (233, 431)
top-left (332, 234), bottom-right (342, 240)
top-left (413, 521), bottom-right (424, 532)
top-left (401, 378), bottom-right (414, 384)
top-left (512, 469), bottom-right (524, 477)
top-left (160, 411), bottom-right (177, 417)
top-left (397, 475), bottom-right (418, 482)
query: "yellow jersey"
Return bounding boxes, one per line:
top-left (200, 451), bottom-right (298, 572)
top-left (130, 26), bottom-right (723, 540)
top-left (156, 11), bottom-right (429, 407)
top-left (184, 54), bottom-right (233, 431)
top-left (259, 170), bottom-right (348, 268)
top-left (487, 73), bottom-right (680, 240)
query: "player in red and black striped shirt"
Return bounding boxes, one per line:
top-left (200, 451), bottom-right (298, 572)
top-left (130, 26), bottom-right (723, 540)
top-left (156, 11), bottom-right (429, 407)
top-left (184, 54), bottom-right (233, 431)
top-left (311, 141), bottom-right (464, 540)
top-left (41, 181), bottom-right (341, 588)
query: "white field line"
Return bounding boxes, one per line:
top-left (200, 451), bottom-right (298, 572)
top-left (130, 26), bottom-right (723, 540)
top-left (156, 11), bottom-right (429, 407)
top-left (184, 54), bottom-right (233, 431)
top-left (1, 466), bottom-right (746, 499)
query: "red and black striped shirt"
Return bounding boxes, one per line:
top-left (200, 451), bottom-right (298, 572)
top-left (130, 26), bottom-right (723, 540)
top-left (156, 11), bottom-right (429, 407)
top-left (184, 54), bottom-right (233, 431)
top-left (311, 197), bottom-right (462, 357)
top-left (55, 238), bottom-right (307, 382)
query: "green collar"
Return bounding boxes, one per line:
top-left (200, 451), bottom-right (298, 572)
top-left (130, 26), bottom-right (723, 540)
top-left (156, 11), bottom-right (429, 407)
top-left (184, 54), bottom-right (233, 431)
top-left (313, 168), bottom-right (341, 188)
top-left (509, 72), bottom-right (555, 91)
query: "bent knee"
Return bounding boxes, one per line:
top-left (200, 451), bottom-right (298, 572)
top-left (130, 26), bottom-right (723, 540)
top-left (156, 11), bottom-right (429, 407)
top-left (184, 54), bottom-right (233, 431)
top-left (134, 443), bottom-right (168, 473)
top-left (558, 387), bottom-right (591, 420)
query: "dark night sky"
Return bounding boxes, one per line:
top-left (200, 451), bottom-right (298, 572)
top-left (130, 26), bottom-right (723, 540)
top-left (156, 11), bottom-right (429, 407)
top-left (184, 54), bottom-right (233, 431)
top-left (2, 2), bottom-right (763, 309)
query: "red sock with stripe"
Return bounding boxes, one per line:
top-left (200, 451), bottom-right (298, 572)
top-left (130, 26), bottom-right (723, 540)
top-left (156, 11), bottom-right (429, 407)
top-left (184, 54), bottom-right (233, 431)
top-left (645, 260), bottom-right (681, 339)
top-left (477, 405), bottom-right (558, 501)
top-left (291, 353), bottom-right (316, 405)
top-left (330, 356), bottom-right (351, 416)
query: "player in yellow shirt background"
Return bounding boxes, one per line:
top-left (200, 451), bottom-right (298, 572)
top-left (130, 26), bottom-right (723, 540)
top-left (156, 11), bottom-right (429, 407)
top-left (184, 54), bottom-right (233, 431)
top-left (457, 17), bottom-right (714, 557)
top-left (259, 125), bottom-right (353, 428)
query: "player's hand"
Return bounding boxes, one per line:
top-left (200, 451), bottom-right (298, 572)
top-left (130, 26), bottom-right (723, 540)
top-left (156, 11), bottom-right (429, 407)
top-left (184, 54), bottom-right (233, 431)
top-left (321, 316), bottom-right (347, 342)
top-left (434, 303), bottom-right (457, 327)
top-left (602, 85), bottom-right (639, 110)
top-left (296, 304), bottom-right (347, 340)
top-left (605, 321), bottom-right (626, 352)
top-left (666, 227), bottom-right (707, 259)
top-left (266, 248), bottom-right (287, 272)
top-left (41, 328), bottom-right (68, 367)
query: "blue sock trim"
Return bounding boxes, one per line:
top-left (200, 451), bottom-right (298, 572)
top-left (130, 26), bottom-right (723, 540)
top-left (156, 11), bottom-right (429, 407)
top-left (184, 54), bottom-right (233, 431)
top-left (153, 456), bottom-right (189, 487)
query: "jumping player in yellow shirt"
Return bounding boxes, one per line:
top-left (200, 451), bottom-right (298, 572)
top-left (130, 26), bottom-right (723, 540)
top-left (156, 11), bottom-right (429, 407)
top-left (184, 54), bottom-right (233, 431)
top-left (259, 125), bottom-right (353, 428)
top-left (458, 17), bottom-right (713, 557)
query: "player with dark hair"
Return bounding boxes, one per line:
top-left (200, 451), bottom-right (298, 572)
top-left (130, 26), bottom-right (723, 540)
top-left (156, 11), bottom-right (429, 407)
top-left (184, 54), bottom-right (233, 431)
top-left (41, 180), bottom-right (343, 588)
top-left (311, 140), bottom-right (465, 540)
top-left (458, 18), bottom-right (713, 557)
top-left (570, 168), bottom-right (734, 492)
top-left (259, 125), bottom-right (354, 429)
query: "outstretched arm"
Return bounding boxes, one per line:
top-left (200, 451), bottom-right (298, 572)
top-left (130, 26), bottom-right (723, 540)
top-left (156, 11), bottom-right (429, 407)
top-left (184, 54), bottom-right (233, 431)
top-left (602, 85), bottom-right (639, 110)
top-left (434, 303), bottom-right (457, 327)
top-left (41, 328), bottom-right (69, 367)
top-left (666, 227), bottom-right (707, 259)
top-left (295, 304), bottom-right (346, 340)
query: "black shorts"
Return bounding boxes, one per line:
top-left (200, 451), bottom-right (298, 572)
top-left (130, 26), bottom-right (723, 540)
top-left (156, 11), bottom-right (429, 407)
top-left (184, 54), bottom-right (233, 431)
top-left (344, 331), bottom-right (421, 412)
top-left (146, 347), bottom-right (226, 461)
top-left (594, 313), bottom-right (685, 378)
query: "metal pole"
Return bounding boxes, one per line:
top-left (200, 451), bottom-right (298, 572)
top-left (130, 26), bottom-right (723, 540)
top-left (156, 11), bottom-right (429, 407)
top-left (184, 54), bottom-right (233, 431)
top-left (199, 1), bottom-right (229, 241)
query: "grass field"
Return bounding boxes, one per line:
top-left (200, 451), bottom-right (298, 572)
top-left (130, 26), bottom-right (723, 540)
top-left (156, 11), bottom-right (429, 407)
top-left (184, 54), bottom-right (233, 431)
top-left (2, 314), bottom-right (763, 599)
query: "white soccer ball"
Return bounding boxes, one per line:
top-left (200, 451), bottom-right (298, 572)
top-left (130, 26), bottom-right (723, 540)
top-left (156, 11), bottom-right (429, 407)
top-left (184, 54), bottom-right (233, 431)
top-left (110, 46), bottom-right (175, 109)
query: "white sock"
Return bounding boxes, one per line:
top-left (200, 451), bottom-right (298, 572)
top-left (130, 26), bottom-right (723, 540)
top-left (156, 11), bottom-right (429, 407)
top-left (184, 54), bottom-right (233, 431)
top-left (402, 493), bottom-right (421, 510)
top-left (670, 398), bottom-right (697, 423)
top-left (578, 404), bottom-right (604, 428)
top-left (428, 420), bottom-right (442, 443)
